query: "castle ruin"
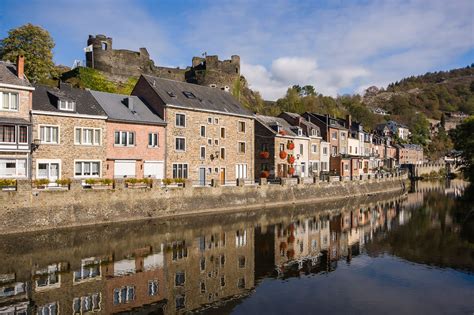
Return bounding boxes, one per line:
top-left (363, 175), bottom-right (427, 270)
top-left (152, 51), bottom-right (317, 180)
top-left (86, 34), bottom-right (241, 91)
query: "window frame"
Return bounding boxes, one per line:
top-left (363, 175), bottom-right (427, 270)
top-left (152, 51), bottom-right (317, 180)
top-left (75, 127), bottom-right (101, 146)
top-left (58, 99), bottom-right (75, 111)
top-left (148, 132), bottom-right (159, 148)
top-left (175, 137), bottom-right (186, 152)
top-left (172, 163), bottom-right (188, 179)
top-left (200, 125), bottom-right (206, 137)
top-left (74, 160), bottom-right (101, 178)
top-left (200, 146), bottom-right (206, 160)
top-left (238, 141), bottom-right (246, 154)
top-left (175, 113), bottom-right (186, 128)
top-left (0, 91), bottom-right (19, 111)
top-left (238, 121), bottom-right (246, 133)
top-left (39, 124), bottom-right (60, 145)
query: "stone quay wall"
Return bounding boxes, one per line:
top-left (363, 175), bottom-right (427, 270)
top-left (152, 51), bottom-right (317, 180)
top-left (0, 173), bottom-right (408, 234)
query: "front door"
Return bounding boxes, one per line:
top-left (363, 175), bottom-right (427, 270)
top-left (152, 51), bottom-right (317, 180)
top-left (220, 168), bottom-right (226, 184)
top-left (199, 167), bottom-right (206, 186)
top-left (38, 162), bottom-right (60, 183)
top-left (277, 163), bottom-right (287, 178)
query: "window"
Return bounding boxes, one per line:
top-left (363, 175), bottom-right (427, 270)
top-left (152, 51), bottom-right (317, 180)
top-left (76, 127), bottom-right (101, 145)
top-left (207, 138), bottom-right (212, 145)
top-left (176, 295), bottom-right (185, 310)
top-left (341, 132), bottom-right (346, 140)
top-left (323, 147), bottom-right (328, 155)
top-left (75, 161), bottom-right (100, 177)
top-left (341, 147), bottom-right (346, 154)
top-left (148, 133), bottom-right (159, 147)
top-left (183, 91), bottom-right (195, 99)
top-left (238, 142), bottom-right (246, 153)
top-left (40, 126), bottom-right (59, 144)
top-left (58, 99), bottom-right (75, 111)
top-left (321, 162), bottom-right (328, 171)
top-left (200, 281), bottom-right (206, 293)
top-left (238, 256), bottom-right (246, 268)
top-left (238, 278), bottom-right (246, 289)
top-left (207, 117), bottom-right (212, 124)
top-left (297, 128), bottom-right (303, 136)
top-left (312, 144), bottom-right (317, 153)
top-left (355, 147), bottom-right (358, 154)
top-left (113, 286), bottom-right (135, 305)
top-left (37, 302), bottom-right (57, 315)
top-left (0, 159), bottom-right (26, 177)
top-left (220, 255), bottom-right (225, 266)
top-left (344, 163), bottom-right (349, 171)
top-left (299, 144), bottom-right (304, 155)
top-left (236, 230), bottom-right (247, 247)
top-left (0, 91), bottom-right (19, 111)
top-left (200, 125), bottom-right (206, 137)
top-left (0, 125), bottom-right (16, 143)
top-left (331, 131), bottom-right (337, 140)
top-left (331, 146), bottom-right (337, 155)
top-left (19, 126), bottom-right (27, 143)
top-left (200, 146), bottom-right (206, 160)
top-left (220, 276), bottom-right (226, 287)
top-left (200, 257), bottom-right (206, 271)
top-left (73, 293), bottom-right (101, 314)
top-left (236, 164), bottom-right (247, 179)
top-left (220, 127), bottom-right (226, 138)
top-left (214, 118), bottom-right (219, 125)
top-left (175, 113), bottom-right (186, 127)
top-left (238, 121), bottom-right (246, 133)
top-left (279, 143), bottom-right (285, 152)
top-left (349, 146), bottom-right (352, 154)
top-left (148, 280), bottom-right (158, 296)
top-left (73, 258), bottom-right (101, 283)
top-left (175, 272), bottom-right (185, 286)
top-left (172, 163), bottom-right (188, 178)
top-left (261, 143), bottom-right (269, 151)
top-left (220, 147), bottom-right (225, 160)
top-left (311, 129), bottom-right (317, 136)
top-left (175, 137), bottom-right (186, 151)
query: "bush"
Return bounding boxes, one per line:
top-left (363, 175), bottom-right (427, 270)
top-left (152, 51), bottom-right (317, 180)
top-left (56, 178), bottom-right (71, 186)
top-left (85, 178), bottom-right (97, 185)
top-left (0, 179), bottom-right (16, 187)
top-left (125, 178), bottom-right (153, 185)
top-left (101, 178), bottom-right (114, 185)
top-left (162, 178), bottom-right (173, 185)
top-left (174, 178), bottom-right (185, 184)
top-left (34, 178), bottom-right (50, 187)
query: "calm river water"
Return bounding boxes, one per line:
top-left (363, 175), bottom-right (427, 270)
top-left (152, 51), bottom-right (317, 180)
top-left (0, 180), bottom-right (473, 315)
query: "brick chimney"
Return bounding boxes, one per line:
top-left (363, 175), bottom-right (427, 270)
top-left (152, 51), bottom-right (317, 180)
top-left (346, 114), bottom-right (352, 128)
top-left (17, 55), bottom-right (24, 79)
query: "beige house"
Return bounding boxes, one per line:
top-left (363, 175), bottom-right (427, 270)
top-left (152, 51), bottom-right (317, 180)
top-left (0, 57), bottom-right (34, 179)
top-left (132, 75), bottom-right (254, 184)
top-left (31, 83), bottom-right (107, 182)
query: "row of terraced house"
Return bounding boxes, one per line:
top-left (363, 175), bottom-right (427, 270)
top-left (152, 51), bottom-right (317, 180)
top-left (0, 57), bottom-right (422, 185)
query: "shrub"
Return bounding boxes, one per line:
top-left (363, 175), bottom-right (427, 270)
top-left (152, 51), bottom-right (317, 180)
top-left (85, 178), bottom-right (97, 185)
top-left (162, 178), bottom-right (173, 186)
top-left (101, 178), bottom-right (114, 186)
top-left (0, 179), bottom-right (16, 187)
top-left (56, 178), bottom-right (71, 186)
top-left (174, 178), bottom-right (185, 184)
top-left (34, 178), bottom-right (50, 187)
top-left (125, 178), bottom-right (153, 185)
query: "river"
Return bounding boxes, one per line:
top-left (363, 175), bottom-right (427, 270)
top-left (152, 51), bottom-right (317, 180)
top-left (0, 180), bottom-right (472, 314)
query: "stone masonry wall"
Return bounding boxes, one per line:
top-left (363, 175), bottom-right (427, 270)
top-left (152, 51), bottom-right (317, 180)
top-left (31, 114), bottom-right (107, 179)
top-left (165, 107), bottom-right (254, 182)
top-left (0, 174), bottom-right (407, 234)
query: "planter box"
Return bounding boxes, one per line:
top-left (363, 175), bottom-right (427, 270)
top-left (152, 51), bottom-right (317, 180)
top-left (89, 184), bottom-right (113, 190)
top-left (0, 185), bottom-right (16, 191)
top-left (126, 183), bottom-right (151, 189)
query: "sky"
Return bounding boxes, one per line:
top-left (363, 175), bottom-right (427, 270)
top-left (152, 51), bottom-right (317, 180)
top-left (1, 0), bottom-right (473, 100)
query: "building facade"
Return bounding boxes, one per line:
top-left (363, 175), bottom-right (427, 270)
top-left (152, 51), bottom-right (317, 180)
top-left (132, 75), bottom-right (254, 184)
top-left (0, 57), bottom-right (34, 179)
top-left (91, 91), bottom-right (166, 179)
top-left (31, 83), bottom-right (107, 182)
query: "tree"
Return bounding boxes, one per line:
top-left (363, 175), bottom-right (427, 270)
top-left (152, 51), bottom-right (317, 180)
top-left (450, 116), bottom-right (474, 182)
top-left (0, 23), bottom-right (55, 82)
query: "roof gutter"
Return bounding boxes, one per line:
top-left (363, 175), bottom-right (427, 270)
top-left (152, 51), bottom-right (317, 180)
top-left (0, 83), bottom-right (35, 91)
top-left (166, 104), bottom-right (254, 119)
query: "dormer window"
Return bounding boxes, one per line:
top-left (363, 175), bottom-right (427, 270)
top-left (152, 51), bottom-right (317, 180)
top-left (58, 99), bottom-right (75, 111)
top-left (182, 91), bottom-right (196, 99)
top-left (311, 129), bottom-right (316, 136)
top-left (297, 128), bottom-right (303, 136)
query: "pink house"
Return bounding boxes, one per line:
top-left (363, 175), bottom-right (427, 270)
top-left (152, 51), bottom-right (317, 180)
top-left (91, 91), bottom-right (166, 179)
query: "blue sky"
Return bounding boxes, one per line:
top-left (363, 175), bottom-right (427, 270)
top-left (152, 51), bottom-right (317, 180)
top-left (1, 0), bottom-right (473, 100)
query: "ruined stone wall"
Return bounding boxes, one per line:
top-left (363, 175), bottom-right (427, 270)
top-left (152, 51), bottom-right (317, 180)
top-left (85, 35), bottom-right (240, 88)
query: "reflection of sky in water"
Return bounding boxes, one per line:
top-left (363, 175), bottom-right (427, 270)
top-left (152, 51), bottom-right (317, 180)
top-left (233, 254), bottom-right (474, 315)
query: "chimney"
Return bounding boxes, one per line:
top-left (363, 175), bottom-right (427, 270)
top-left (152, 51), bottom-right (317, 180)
top-left (126, 97), bottom-right (134, 111)
top-left (346, 114), bottom-right (352, 128)
top-left (17, 55), bottom-right (24, 79)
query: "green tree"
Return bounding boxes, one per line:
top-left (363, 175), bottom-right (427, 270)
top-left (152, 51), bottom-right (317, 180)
top-left (0, 23), bottom-right (55, 83)
top-left (450, 116), bottom-right (474, 182)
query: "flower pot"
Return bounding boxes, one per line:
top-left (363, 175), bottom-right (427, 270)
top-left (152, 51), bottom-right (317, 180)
top-left (288, 155), bottom-right (295, 164)
top-left (260, 171), bottom-right (270, 178)
top-left (259, 151), bottom-right (270, 159)
top-left (288, 167), bottom-right (295, 175)
top-left (279, 151), bottom-right (287, 159)
top-left (287, 141), bottom-right (295, 150)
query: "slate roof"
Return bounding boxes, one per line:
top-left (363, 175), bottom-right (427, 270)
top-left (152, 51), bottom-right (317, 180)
top-left (140, 75), bottom-right (253, 117)
top-left (32, 84), bottom-right (106, 116)
top-left (0, 61), bottom-right (32, 87)
top-left (304, 112), bottom-right (347, 130)
top-left (91, 90), bottom-right (165, 125)
top-left (255, 114), bottom-right (299, 137)
top-left (281, 112), bottom-right (321, 136)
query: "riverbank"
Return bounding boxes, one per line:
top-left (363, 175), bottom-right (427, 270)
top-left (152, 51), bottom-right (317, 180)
top-left (0, 174), bottom-right (408, 234)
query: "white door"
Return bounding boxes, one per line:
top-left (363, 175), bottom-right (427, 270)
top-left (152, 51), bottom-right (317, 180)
top-left (37, 162), bottom-right (60, 182)
top-left (114, 160), bottom-right (136, 178)
top-left (143, 161), bottom-right (164, 179)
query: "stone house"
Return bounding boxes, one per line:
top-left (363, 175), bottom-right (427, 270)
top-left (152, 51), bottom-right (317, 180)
top-left (386, 120), bottom-right (410, 141)
top-left (279, 112), bottom-right (323, 177)
top-left (31, 83), bottom-right (107, 182)
top-left (90, 91), bottom-right (166, 179)
top-left (397, 143), bottom-right (424, 165)
top-left (0, 56), bottom-right (34, 179)
top-left (254, 115), bottom-right (300, 179)
top-left (132, 75), bottom-right (254, 184)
